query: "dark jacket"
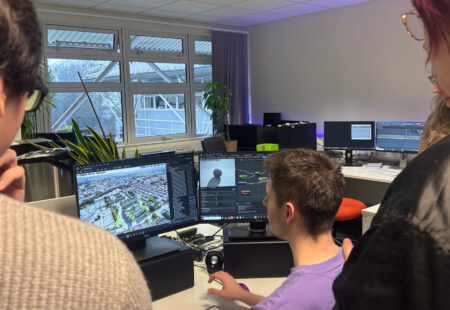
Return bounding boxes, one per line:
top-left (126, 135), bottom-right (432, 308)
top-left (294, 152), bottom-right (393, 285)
top-left (333, 134), bottom-right (450, 309)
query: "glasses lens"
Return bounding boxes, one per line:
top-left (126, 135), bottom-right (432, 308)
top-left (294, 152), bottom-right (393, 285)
top-left (407, 13), bottom-right (424, 41)
top-left (25, 90), bottom-right (42, 112)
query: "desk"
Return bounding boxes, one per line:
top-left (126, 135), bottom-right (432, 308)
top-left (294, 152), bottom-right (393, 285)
top-left (155, 224), bottom-right (285, 309)
top-left (341, 166), bottom-right (398, 206)
top-left (362, 204), bottom-right (381, 234)
top-left (152, 266), bottom-right (285, 310)
top-left (341, 166), bottom-right (397, 184)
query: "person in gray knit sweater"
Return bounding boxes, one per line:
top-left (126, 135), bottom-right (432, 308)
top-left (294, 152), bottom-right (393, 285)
top-left (0, 0), bottom-right (152, 308)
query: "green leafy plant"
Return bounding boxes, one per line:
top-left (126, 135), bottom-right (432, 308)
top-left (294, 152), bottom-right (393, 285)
top-left (28, 72), bottom-right (140, 165)
top-left (202, 82), bottom-right (232, 140)
top-left (47, 118), bottom-right (139, 165)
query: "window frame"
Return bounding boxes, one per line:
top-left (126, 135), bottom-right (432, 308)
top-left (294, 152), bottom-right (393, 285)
top-left (38, 23), bottom-right (212, 144)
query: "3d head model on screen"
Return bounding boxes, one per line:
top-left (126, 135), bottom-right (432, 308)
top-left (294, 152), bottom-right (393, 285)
top-left (207, 168), bottom-right (222, 187)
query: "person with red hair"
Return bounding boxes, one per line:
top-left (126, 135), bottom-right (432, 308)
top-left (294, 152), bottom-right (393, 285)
top-left (332, 0), bottom-right (450, 309)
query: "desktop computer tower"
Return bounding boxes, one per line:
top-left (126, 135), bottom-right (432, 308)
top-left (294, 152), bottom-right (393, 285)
top-left (137, 240), bottom-right (194, 301)
top-left (222, 228), bottom-right (294, 278)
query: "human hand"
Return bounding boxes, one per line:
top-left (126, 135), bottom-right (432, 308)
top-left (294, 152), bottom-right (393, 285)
top-left (207, 271), bottom-right (248, 301)
top-left (0, 149), bottom-right (25, 201)
top-left (342, 238), bottom-right (354, 261)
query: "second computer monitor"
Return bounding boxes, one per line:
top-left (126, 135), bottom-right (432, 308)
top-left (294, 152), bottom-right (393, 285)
top-left (199, 152), bottom-right (270, 222)
top-left (376, 122), bottom-right (425, 153)
top-left (324, 121), bottom-right (375, 150)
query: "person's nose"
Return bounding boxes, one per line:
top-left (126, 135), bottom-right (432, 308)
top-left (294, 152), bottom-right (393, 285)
top-left (433, 83), bottom-right (440, 94)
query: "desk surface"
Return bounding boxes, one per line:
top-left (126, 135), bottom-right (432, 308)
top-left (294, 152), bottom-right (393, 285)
top-left (342, 166), bottom-right (400, 183)
top-left (152, 266), bottom-right (285, 310)
top-left (155, 224), bottom-right (285, 309)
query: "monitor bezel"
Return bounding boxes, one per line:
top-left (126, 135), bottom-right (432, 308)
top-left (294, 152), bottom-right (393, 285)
top-left (323, 121), bottom-right (376, 151)
top-left (375, 121), bottom-right (424, 154)
top-left (74, 153), bottom-right (199, 242)
top-left (198, 151), bottom-right (270, 224)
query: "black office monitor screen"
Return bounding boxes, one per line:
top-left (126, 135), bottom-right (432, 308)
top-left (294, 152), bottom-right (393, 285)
top-left (74, 153), bottom-right (198, 241)
top-left (324, 121), bottom-right (375, 150)
top-left (199, 152), bottom-right (270, 222)
top-left (376, 122), bottom-right (425, 153)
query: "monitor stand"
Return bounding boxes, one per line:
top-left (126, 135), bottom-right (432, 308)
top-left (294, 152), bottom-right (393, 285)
top-left (226, 222), bottom-right (277, 241)
top-left (126, 236), bottom-right (181, 261)
top-left (343, 150), bottom-right (362, 166)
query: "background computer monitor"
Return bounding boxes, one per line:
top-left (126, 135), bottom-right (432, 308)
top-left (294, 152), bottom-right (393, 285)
top-left (74, 153), bottom-right (198, 253)
top-left (199, 152), bottom-right (269, 225)
top-left (376, 122), bottom-right (425, 153)
top-left (263, 113), bottom-right (281, 126)
top-left (324, 121), bottom-right (375, 165)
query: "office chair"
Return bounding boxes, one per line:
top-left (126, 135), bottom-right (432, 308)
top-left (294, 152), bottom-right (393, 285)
top-left (201, 136), bottom-right (227, 152)
top-left (333, 198), bottom-right (367, 245)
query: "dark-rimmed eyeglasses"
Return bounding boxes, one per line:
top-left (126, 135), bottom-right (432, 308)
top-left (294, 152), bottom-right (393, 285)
top-left (401, 9), bottom-right (425, 41)
top-left (25, 76), bottom-right (49, 112)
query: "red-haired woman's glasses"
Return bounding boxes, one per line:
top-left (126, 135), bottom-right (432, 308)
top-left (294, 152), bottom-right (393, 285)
top-left (401, 10), bottom-right (425, 41)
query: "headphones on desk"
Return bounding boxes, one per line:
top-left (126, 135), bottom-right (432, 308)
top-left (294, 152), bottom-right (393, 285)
top-left (205, 251), bottom-right (224, 274)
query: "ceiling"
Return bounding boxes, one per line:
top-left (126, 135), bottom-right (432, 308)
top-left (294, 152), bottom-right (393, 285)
top-left (34, 0), bottom-right (372, 27)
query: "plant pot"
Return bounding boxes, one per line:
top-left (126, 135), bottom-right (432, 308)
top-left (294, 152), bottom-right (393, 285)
top-left (225, 140), bottom-right (238, 152)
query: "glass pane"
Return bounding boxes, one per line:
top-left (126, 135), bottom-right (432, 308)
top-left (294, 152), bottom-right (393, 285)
top-left (48, 59), bottom-right (120, 83)
top-left (47, 29), bottom-right (115, 50)
top-left (195, 40), bottom-right (212, 55)
top-left (134, 94), bottom-right (186, 137)
top-left (193, 64), bottom-right (212, 83)
top-left (130, 62), bottom-right (186, 83)
top-left (130, 35), bottom-right (183, 53)
top-left (50, 92), bottom-right (123, 142)
top-left (195, 91), bottom-right (212, 135)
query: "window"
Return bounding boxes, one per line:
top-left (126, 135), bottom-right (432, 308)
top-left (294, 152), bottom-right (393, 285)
top-left (129, 62), bottom-right (186, 83)
top-left (41, 25), bottom-right (212, 144)
top-left (47, 29), bottom-right (116, 50)
top-left (194, 40), bottom-right (212, 55)
top-left (130, 35), bottom-right (183, 54)
top-left (134, 94), bottom-right (186, 138)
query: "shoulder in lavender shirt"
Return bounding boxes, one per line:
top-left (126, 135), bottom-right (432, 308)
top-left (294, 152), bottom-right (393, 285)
top-left (251, 248), bottom-right (344, 310)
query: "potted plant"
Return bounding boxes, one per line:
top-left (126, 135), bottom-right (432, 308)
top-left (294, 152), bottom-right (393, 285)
top-left (202, 82), bottom-right (237, 152)
top-left (31, 73), bottom-right (140, 164)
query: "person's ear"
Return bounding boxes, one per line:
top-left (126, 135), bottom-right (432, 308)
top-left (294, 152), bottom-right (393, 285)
top-left (0, 76), bottom-right (6, 118)
top-left (284, 202), bottom-right (296, 224)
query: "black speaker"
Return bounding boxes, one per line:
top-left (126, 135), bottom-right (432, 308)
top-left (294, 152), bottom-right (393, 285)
top-left (137, 242), bottom-right (194, 301)
top-left (205, 250), bottom-right (224, 274)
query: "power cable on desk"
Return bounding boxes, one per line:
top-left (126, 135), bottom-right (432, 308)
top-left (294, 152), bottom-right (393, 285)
top-left (176, 223), bottom-right (228, 248)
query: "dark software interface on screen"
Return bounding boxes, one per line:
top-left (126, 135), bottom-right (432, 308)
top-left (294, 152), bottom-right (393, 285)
top-left (74, 153), bottom-right (198, 240)
top-left (376, 122), bottom-right (425, 153)
top-left (324, 121), bottom-right (375, 150)
top-left (199, 152), bottom-right (270, 222)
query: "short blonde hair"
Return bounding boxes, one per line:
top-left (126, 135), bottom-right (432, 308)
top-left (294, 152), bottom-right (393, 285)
top-left (419, 96), bottom-right (450, 153)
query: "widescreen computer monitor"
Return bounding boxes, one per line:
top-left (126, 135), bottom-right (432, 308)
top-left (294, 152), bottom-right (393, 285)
top-left (199, 152), bottom-right (271, 238)
top-left (324, 121), bottom-right (375, 165)
top-left (74, 153), bottom-right (198, 257)
top-left (376, 122), bottom-right (425, 153)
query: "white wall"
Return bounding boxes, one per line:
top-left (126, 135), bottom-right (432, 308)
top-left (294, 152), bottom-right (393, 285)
top-left (248, 0), bottom-right (433, 135)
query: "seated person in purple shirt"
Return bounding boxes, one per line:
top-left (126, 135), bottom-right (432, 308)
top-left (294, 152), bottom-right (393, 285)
top-left (207, 148), bottom-right (345, 310)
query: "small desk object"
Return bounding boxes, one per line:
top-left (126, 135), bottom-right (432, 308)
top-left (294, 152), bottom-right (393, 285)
top-left (135, 237), bottom-right (194, 301)
top-left (223, 227), bottom-right (294, 278)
